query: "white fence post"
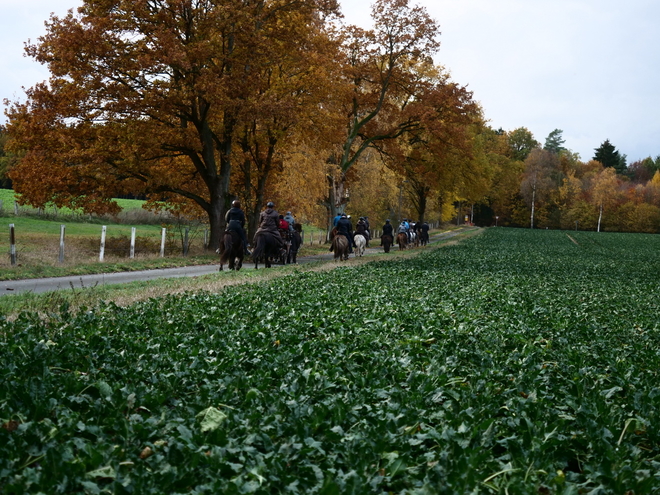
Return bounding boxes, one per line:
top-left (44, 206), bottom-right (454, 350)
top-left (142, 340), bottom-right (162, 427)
top-left (99, 226), bottom-right (107, 261)
top-left (130, 227), bottom-right (136, 259)
top-left (9, 223), bottom-right (16, 266)
top-left (14, 201), bottom-right (18, 215)
top-left (59, 225), bottom-right (66, 263)
top-left (160, 228), bottom-right (166, 257)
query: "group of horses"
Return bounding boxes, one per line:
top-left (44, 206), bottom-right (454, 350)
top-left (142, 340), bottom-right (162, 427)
top-left (217, 226), bottom-right (302, 271)
top-left (329, 227), bottom-right (429, 261)
top-left (218, 224), bottom-right (431, 270)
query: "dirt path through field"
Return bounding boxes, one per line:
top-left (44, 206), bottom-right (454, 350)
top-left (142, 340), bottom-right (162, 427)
top-left (0, 227), bottom-right (478, 296)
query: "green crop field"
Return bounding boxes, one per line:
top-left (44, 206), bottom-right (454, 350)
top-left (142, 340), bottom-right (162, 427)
top-left (2, 228), bottom-right (660, 493)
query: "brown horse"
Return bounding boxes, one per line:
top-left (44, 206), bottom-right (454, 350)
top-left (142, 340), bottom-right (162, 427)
top-left (217, 230), bottom-right (244, 271)
top-left (252, 232), bottom-right (283, 269)
top-left (331, 235), bottom-right (350, 261)
top-left (397, 232), bottom-right (407, 251)
top-left (381, 234), bottom-right (393, 253)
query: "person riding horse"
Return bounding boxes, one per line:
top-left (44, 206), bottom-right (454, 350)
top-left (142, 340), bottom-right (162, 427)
top-left (254, 202), bottom-right (286, 251)
top-left (381, 219), bottom-right (393, 244)
top-left (225, 200), bottom-right (251, 256)
top-left (355, 217), bottom-right (368, 240)
top-left (334, 213), bottom-right (354, 254)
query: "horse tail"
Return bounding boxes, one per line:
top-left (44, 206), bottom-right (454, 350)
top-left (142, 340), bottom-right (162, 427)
top-left (251, 233), bottom-right (265, 260)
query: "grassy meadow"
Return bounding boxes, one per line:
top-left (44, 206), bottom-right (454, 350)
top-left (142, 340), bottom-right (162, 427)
top-left (2, 228), bottom-right (660, 493)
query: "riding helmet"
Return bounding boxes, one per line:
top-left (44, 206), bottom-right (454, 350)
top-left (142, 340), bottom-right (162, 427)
top-left (232, 200), bottom-right (240, 208)
top-left (267, 201), bottom-right (275, 208)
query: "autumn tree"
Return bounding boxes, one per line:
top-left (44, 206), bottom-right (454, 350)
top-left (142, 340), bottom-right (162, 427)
top-left (0, 125), bottom-right (16, 189)
top-left (507, 127), bottom-right (539, 162)
top-left (520, 148), bottom-right (561, 228)
top-left (376, 76), bottom-right (482, 223)
top-left (6, 0), bottom-right (339, 249)
top-left (323, 0), bottom-right (440, 230)
top-left (590, 167), bottom-right (621, 232)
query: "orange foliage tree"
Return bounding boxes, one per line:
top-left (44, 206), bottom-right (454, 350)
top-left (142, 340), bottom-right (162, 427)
top-left (5, 0), bottom-right (339, 249)
top-left (322, 0), bottom-right (440, 230)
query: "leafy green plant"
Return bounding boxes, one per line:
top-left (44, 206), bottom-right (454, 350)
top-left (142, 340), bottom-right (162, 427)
top-left (1, 228), bottom-right (659, 493)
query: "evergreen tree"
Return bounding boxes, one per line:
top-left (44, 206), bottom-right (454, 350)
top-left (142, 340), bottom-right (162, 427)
top-left (543, 129), bottom-right (566, 154)
top-left (594, 139), bottom-right (626, 174)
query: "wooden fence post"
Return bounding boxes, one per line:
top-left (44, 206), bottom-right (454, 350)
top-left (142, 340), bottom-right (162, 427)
top-left (160, 228), bottom-right (166, 257)
top-left (130, 227), bottom-right (136, 258)
top-left (203, 229), bottom-right (209, 251)
top-left (9, 223), bottom-right (16, 266)
top-left (59, 225), bottom-right (66, 263)
top-left (99, 226), bottom-right (107, 261)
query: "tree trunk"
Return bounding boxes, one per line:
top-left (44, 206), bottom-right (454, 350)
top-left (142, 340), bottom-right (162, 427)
top-left (530, 186), bottom-right (536, 229)
top-left (326, 173), bottom-right (348, 235)
top-left (597, 203), bottom-right (603, 232)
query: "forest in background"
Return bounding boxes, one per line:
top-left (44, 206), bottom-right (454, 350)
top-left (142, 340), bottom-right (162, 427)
top-left (2, 0), bottom-right (659, 241)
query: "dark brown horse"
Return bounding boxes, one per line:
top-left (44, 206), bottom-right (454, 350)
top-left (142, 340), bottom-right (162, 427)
top-left (217, 230), bottom-right (243, 271)
top-left (397, 232), bottom-right (407, 251)
top-left (287, 225), bottom-right (303, 264)
top-left (381, 234), bottom-right (393, 253)
top-left (331, 235), bottom-right (350, 261)
top-left (252, 232), bottom-right (284, 269)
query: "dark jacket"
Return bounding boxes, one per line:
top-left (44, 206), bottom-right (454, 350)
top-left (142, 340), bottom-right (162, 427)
top-left (382, 223), bottom-right (393, 236)
top-left (256, 207), bottom-right (280, 234)
top-left (336, 217), bottom-right (352, 235)
top-left (225, 207), bottom-right (246, 231)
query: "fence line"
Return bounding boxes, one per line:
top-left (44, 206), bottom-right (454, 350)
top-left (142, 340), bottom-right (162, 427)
top-left (58, 225), bottom-right (66, 263)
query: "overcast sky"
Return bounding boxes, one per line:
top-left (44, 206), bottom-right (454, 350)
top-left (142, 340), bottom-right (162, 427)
top-left (2, 0), bottom-right (659, 163)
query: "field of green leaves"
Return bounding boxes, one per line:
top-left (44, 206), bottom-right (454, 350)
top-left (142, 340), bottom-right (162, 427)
top-left (2, 228), bottom-right (660, 494)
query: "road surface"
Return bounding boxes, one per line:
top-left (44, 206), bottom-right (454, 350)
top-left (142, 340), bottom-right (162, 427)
top-left (0, 229), bottom-right (467, 296)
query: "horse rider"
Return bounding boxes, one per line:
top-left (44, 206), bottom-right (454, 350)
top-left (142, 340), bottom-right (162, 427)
top-left (381, 219), bottom-right (393, 245)
top-left (333, 212), bottom-right (342, 227)
top-left (397, 220), bottom-right (408, 239)
top-left (278, 214), bottom-right (290, 231)
top-left (283, 211), bottom-right (296, 231)
top-left (355, 217), bottom-right (368, 239)
top-left (421, 221), bottom-right (430, 242)
top-left (363, 216), bottom-right (371, 246)
top-left (225, 200), bottom-right (251, 256)
top-left (403, 218), bottom-right (411, 242)
top-left (335, 213), bottom-right (354, 253)
top-left (255, 201), bottom-right (286, 251)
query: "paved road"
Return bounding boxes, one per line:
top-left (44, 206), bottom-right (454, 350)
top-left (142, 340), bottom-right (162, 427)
top-left (0, 229), bottom-right (467, 296)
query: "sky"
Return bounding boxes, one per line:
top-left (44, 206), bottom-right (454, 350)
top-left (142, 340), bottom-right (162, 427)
top-left (2, 0), bottom-right (659, 163)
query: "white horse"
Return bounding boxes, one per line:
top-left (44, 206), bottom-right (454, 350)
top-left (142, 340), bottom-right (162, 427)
top-left (354, 234), bottom-right (366, 257)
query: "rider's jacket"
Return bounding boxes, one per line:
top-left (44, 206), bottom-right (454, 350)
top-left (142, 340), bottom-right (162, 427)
top-left (225, 207), bottom-right (246, 231)
top-left (336, 217), bottom-right (352, 235)
top-left (382, 223), bottom-right (393, 236)
top-left (257, 208), bottom-right (280, 234)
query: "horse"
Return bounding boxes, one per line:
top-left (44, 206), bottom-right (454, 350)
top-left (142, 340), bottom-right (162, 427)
top-left (410, 231), bottom-right (419, 248)
top-left (331, 234), bottom-right (350, 261)
top-left (419, 230), bottom-right (429, 246)
top-left (279, 228), bottom-right (292, 264)
top-left (287, 226), bottom-right (303, 264)
top-left (252, 231), bottom-right (284, 269)
top-left (381, 234), bottom-right (393, 253)
top-left (397, 232), bottom-right (407, 251)
top-left (217, 230), bottom-right (243, 271)
top-left (354, 233), bottom-right (366, 257)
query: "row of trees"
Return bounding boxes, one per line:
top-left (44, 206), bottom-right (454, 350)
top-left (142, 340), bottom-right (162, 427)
top-left (3, 0), bottom-right (659, 241)
top-left (5, 0), bottom-right (489, 247)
